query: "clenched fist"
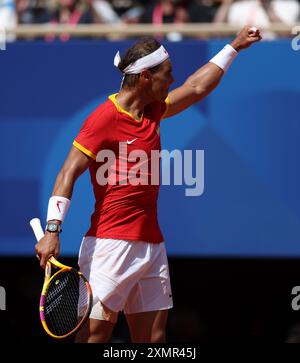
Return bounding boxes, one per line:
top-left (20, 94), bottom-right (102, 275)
top-left (231, 26), bottom-right (262, 52)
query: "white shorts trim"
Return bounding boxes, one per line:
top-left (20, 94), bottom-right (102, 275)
top-left (78, 237), bottom-right (173, 318)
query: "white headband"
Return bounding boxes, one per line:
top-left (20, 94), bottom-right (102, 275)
top-left (114, 45), bottom-right (169, 75)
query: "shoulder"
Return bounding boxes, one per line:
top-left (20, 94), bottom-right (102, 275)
top-left (84, 98), bottom-right (117, 129)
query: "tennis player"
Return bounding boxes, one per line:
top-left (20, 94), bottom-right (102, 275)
top-left (35, 26), bottom-right (261, 343)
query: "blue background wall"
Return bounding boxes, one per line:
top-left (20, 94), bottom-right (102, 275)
top-left (1, 39), bottom-right (299, 257)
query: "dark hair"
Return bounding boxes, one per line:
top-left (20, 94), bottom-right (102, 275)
top-left (117, 37), bottom-right (162, 88)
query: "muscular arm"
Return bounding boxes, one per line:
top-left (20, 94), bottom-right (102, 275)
top-left (163, 26), bottom-right (262, 119)
top-left (52, 146), bottom-right (91, 199)
top-left (163, 63), bottom-right (223, 118)
top-left (35, 146), bottom-right (92, 268)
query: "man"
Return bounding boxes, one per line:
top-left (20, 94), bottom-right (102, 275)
top-left (35, 26), bottom-right (261, 343)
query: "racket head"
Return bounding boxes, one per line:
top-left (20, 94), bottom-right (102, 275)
top-left (39, 266), bottom-right (93, 339)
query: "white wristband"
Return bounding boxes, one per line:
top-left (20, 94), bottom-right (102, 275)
top-left (47, 196), bottom-right (70, 222)
top-left (209, 44), bottom-right (238, 73)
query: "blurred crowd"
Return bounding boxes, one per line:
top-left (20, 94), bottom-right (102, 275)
top-left (0, 0), bottom-right (299, 39)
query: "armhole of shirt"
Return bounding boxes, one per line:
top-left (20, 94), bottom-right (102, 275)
top-left (73, 140), bottom-right (96, 160)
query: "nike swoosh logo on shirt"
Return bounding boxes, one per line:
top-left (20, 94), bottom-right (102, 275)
top-left (126, 138), bottom-right (138, 145)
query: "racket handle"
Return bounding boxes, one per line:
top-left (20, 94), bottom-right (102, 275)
top-left (30, 218), bottom-right (45, 242)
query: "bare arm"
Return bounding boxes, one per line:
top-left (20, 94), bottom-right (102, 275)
top-left (35, 146), bottom-right (91, 268)
top-left (163, 63), bottom-right (223, 118)
top-left (163, 26), bottom-right (262, 119)
top-left (51, 146), bottom-right (91, 198)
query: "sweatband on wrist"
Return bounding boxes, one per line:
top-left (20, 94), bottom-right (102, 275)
top-left (47, 196), bottom-right (70, 222)
top-left (209, 44), bottom-right (238, 73)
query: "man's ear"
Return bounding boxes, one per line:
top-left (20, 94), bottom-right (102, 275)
top-left (140, 70), bottom-right (151, 81)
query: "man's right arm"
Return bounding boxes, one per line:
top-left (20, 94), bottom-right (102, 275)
top-left (35, 146), bottom-right (92, 269)
top-left (162, 26), bottom-right (261, 120)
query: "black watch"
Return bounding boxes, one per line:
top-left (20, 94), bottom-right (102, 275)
top-left (46, 223), bottom-right (62, 233)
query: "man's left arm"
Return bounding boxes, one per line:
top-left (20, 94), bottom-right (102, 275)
top-left (163, 26), bottom-right (262, 119)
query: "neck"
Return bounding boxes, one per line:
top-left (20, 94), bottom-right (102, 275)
top-left (116, 88), bottom-right (151, 121)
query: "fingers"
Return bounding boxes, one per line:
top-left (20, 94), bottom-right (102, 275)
top-left (247, 26), bottom-right (262, 41)
top-left (55, 241), bottom-right (60, 257)
top-left (35, 249), bottom-right (46, 269)
top-left (40, 255), bottom-right (48, 269)
top-left (35, 235), bottom-right (60, 269)
top-left (252, 34), bottom-right (262, 43)
top-left (232, 26), bottom-right (262, 51)
top-left (248, 26), bottom-right (259, 36)
top-left (35, 245), bottom-right (53, 269)
top-left (35, 244), bottom-right (41, 263)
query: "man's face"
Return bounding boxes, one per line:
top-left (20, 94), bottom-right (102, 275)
top-left (148, 59), bottom-right (174, 102)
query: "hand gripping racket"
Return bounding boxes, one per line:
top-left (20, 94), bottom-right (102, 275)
top-left (30, 218), bottom-right (92, 339)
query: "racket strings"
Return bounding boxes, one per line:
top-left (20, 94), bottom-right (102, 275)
top-left (44, 269), bottom-right (90, 337)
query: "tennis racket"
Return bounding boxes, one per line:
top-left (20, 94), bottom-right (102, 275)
top-left (30, 218), bottom-right (93, 340)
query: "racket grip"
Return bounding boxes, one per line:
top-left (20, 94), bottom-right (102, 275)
top-left (30, 218), bottom-right (45, 242)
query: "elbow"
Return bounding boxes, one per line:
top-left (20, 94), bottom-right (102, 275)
top-left (187, 78), bottom-right (221, 100)
top-left (194, 85), bottom-right (208, 97)
top-left (191, 83), bottom-right (217, 101)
